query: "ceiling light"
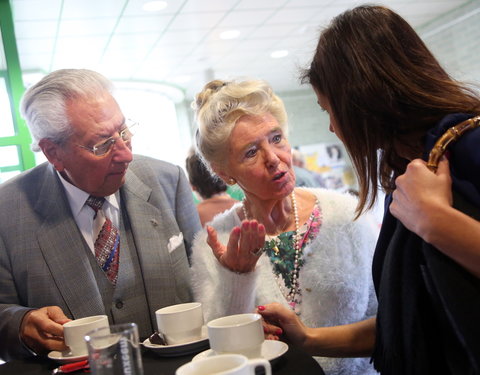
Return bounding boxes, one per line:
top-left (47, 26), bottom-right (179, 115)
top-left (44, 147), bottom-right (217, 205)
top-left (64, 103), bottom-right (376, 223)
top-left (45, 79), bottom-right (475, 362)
top-left (271, 50), bottom-right (289, 59)
top-left (220, 30), bottom-right (240, 40)
top-left (142, 1), bottom-right (168, 12)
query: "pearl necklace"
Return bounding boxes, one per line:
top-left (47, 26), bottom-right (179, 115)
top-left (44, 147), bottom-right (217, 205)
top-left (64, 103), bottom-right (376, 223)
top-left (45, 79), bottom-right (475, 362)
top-left (242, 191), bottom-right (302, 306)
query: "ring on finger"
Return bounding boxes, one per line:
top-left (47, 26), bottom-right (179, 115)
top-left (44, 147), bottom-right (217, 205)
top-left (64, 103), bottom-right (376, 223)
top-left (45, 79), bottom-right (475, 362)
top-left (251, 247), bottom-right (265, 257)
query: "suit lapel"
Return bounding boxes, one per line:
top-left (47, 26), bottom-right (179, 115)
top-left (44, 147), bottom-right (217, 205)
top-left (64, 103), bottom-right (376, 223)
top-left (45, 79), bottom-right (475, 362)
top-left (34, 165), bottom-right (105, 318)
top-left (121, 169), bottom-right (180, 310)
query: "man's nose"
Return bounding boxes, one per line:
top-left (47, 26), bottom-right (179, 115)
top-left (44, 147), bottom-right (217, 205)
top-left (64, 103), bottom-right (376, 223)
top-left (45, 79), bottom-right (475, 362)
top-left (112, 138), bottom-right (133, 164)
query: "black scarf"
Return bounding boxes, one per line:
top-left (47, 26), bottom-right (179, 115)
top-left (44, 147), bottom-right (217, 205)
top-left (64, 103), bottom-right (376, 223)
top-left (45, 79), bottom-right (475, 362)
top-left (372, 113), bottom-right (480, 375)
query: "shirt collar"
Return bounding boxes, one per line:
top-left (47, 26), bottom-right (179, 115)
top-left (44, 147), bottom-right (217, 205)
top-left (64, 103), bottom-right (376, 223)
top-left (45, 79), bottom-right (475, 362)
top-left (56, 171), bottom-right (120, 216)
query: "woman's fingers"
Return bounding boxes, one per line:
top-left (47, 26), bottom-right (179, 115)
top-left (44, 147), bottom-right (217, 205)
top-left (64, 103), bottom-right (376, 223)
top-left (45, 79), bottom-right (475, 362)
top-left (257, 303), bottom-right (308, 347)
top-left (207, 225), bottom-right (226, 261)
top-left (239, 221), bottom-right (255, 255)
top-left (262, 320), bottom-right (283, 336)
top-left (257, 302), bottom-right (290, 320)
top-left (239, 220), bottom-right (266, 255)
top-left (255, 223), bottom-right (266, 250)
top-left (221, 226), bottom-right (242, 268)
top-left (257, 303), bottom-right (300, 330)
top-left (210, 220), bottom-right (267, 273)
top-left (226, 226), bottom-right (241, 254)
top-left (436, 157), bottom-right (451, 180)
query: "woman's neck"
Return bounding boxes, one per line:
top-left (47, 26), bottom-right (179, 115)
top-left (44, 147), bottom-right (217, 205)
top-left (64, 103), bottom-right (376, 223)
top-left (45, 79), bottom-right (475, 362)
top-left (243, 193), bottom-right (294, 235)
top-left (207, 192), bottom-right (231, 200)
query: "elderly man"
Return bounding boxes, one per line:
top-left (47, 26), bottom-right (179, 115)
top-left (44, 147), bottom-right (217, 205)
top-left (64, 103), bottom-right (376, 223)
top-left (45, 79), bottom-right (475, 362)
top-left (0, 69), bottom-right (201, 361)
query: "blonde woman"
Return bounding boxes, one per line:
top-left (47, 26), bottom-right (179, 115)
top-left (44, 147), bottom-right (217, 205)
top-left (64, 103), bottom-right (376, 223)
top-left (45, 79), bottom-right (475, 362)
top-left (190, 79), bottom-right (379, 375)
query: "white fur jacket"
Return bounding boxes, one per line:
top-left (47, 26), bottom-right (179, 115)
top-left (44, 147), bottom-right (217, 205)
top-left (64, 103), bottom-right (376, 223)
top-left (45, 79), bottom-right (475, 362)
top-left (191, 188), bottom-right (379, 375)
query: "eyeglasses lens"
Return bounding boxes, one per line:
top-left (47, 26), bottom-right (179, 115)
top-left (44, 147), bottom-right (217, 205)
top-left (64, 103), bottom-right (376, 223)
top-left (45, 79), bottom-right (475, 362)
top-left (91, 122), bottom-right (136, 156)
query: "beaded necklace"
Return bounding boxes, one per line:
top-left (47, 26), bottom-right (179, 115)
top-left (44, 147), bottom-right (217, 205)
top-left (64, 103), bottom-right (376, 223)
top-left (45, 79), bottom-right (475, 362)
top-left (242, 191), bottom-right (302, 306)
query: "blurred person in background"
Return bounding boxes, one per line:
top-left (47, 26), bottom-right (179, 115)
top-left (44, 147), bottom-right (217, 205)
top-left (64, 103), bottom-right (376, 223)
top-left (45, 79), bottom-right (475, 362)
top-left (186, 149), bottom-right (238, 226)
top-left (291, 148), bottom-right (325, 188)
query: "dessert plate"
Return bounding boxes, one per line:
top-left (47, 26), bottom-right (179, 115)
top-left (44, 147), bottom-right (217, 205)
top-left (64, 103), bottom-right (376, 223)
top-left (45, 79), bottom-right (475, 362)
top-left (142, 326), bottom-right (209, 357)
top-left (192, 340), bottom-right (288, 364)
top-left (48, 350), bottom-right (88, 364)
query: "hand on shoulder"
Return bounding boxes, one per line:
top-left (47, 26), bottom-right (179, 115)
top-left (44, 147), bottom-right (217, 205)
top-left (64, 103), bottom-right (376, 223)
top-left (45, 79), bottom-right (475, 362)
top-left (391, 158), bottom-right (452, 237)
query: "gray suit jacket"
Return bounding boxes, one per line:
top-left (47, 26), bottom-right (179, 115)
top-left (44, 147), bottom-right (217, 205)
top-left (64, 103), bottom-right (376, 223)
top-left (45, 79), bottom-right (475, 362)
top-left (0, 155), bottom-right (201, 361)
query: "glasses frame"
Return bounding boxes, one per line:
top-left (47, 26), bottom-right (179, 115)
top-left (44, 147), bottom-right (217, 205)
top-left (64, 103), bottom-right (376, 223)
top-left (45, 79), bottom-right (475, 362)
top-left (77, 120), bottom-right (137, 156)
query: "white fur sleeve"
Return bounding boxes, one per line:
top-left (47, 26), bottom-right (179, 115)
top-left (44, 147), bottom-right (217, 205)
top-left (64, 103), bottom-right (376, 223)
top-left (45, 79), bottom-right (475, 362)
top-left (190, 230), bottom-right (259, 322)
top-left (353, 212), bottom-right (379, 317)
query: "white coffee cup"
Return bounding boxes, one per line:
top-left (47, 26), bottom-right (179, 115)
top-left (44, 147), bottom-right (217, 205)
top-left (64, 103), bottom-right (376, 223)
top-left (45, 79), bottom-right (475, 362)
top-left (207, 313), bottom-right (264, 359)
top-left (176, 354), bottom-right (271, 375)
top-left (63, 315), bottom-right (109, 356)
top-left (155, 302), bottom-right (204, 345)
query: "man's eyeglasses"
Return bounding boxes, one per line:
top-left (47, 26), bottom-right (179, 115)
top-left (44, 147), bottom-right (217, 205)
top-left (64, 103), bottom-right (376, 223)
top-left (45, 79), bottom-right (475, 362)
top-left (77, 120), bottom-right (137, 156)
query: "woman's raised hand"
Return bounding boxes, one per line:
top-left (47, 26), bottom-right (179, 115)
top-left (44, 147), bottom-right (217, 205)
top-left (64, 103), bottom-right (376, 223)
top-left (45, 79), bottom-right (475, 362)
top-left (206, 220), bottom-right (266, 273)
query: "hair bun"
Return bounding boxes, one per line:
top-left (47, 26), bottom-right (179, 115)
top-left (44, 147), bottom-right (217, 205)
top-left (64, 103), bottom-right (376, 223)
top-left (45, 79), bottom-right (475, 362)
top-left (193, 80), bottom-right (229, 111)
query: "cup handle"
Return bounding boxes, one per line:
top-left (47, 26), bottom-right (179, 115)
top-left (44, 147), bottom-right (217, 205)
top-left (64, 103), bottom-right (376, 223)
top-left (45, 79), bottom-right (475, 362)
top-left (247, 358), bottom-right (272, 375)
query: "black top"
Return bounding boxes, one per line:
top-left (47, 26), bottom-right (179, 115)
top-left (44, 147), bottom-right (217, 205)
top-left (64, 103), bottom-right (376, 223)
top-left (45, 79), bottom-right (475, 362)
top-left (371, 114), bottom-right (480, 375)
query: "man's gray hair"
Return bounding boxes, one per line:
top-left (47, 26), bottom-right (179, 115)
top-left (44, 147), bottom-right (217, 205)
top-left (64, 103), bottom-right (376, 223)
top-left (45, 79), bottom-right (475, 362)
top-left (20, 69), bottom-right (113, 151)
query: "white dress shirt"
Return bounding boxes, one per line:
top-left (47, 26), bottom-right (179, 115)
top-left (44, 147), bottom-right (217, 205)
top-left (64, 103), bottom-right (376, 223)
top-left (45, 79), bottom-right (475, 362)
top-left (57, 172), bottom-right (120, 254)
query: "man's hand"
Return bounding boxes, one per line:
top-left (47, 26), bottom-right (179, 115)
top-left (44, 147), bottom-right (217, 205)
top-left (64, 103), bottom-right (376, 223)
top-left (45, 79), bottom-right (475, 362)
top-left (20, 306), bottom-right (71, 354)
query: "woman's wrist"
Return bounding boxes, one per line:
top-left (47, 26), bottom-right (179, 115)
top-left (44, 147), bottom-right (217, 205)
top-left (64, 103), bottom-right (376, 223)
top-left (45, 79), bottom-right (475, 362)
top-left (416, 201), bottom-right (453, 244)
top-left (302, 327), bottom-right (319, 355)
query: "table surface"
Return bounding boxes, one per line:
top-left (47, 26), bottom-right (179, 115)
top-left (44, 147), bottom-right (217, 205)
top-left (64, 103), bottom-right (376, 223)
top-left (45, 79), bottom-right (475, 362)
top-left (0, 342), bottom-right (324, 375)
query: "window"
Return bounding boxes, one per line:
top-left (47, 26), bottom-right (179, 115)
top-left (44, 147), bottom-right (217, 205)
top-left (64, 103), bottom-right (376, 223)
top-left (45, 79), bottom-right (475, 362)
top-left (0, 76), bottom-right (15, 136)
top-left (0, 12), bottom-right (36, 183)
top-left (0, 74), bottom-right (22, 182)
top-left (113, 81), bottom-right (192, 169)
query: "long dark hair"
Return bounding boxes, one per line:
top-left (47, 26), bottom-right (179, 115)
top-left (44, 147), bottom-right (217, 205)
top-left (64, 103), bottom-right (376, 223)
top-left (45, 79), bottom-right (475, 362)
top-left (302, 5), bottom-right (480, 216)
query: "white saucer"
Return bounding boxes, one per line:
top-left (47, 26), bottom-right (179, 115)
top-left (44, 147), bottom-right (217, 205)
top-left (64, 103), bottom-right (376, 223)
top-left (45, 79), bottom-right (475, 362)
top-left (48, 350), bottom-right (88, 364)
top-left (192, 340), bottom-right (288, 364)
top-left (142, 326), bottom-right (210, 357)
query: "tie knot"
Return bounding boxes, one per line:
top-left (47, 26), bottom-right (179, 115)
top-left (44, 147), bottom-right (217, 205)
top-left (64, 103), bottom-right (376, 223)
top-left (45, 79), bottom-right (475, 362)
top-left (86, 196), bottom-right (105, 214)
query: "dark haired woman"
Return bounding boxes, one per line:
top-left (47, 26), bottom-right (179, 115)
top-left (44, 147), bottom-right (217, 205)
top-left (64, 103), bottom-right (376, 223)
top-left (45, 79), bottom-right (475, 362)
top-left (259, 5), bottom-right (480, 375)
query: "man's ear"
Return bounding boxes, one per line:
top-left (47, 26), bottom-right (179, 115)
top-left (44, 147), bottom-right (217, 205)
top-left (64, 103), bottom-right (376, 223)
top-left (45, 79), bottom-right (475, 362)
top-left (38, 138), bottom-right (65, 172)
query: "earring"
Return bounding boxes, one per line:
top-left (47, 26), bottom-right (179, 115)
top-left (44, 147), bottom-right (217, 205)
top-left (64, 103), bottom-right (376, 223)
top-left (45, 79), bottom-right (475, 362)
top-left (228, 178), bottom-right (237, 185)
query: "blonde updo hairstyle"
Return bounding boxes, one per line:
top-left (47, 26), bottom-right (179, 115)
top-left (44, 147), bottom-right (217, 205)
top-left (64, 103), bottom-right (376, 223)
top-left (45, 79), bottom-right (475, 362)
top-left (192, 79), bottom-right (288, 174)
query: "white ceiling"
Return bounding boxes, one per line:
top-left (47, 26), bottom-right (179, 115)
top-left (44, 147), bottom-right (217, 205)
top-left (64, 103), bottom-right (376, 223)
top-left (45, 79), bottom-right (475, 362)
top-left (10, 0), bottom-right (471, 100)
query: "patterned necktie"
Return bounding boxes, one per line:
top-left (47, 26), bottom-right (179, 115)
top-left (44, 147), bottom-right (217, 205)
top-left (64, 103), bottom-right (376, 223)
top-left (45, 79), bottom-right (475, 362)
top-left (85, 196), bottom-right (120, 285)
